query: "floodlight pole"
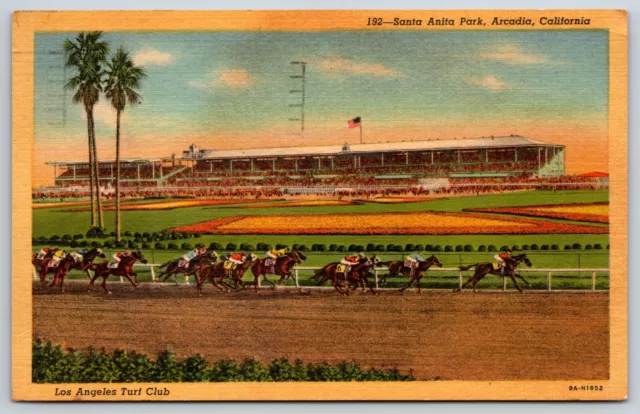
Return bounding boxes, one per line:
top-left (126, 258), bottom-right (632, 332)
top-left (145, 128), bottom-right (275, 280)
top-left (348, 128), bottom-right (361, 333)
top-left (289, 61), bottom-right (307, 133)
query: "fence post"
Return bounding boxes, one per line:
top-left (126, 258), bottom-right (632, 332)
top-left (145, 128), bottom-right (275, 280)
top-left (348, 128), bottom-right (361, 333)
top-left (120, 276), bottom-right (124, 283)
top-left (32, 266), bottom-right (38, 281)
top-left (294, 269), bottom-right (299, 288)
top-left (458, 271), bottom-right (462, 292)
top-left (592, 271), bottom-right (596, 291)
top-left (185, 275), bottom-right (190, 285)
top-left (375, 269), bottom-right (379, 290)
top-left (547, 271), bottom-right (552, 291)
top-left (503, 277), bottom-right (507, 291)
top-left (150, 265), bottom-right (156, 282)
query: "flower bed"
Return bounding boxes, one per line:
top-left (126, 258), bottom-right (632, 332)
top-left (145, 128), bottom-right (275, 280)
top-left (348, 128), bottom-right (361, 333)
top-left (222, 200), bottom-right (356, 209)
top-left (170, 211), bottom-right (608, 235)
top-left (467, 202), bottom-right (609, 224)
top-left (65, 199), bottom-right (270, 212)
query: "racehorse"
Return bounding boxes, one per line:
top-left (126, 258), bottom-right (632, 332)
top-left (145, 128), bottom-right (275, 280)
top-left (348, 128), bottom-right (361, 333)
top-left (397, 255), bottom-right (443, 293)
top-left (32, 248), bottom-right (56, 273)
top-left (38, 253), bottom-right (81, 293)
top-left (88, 251), bottom-right (148, 294)
top-left (454, 253), bottom-right (532, 293)
top-left (195, 253), bottom-right (258, 296)
top-left (69, 248), bottom-right (106, 279)
top-left (313, 256), bottom-right (379, 295)
top-left (156, 251), bottom-right (218, 283)
top-left (250, 251), bottom-right (307, 292)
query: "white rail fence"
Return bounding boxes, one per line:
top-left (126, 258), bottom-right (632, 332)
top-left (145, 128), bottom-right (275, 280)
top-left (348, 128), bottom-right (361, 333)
top-left (57, 264), bottom-right (608, 292)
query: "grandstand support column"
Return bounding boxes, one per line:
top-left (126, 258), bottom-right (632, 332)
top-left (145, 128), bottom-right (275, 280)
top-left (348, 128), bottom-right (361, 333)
top-left (317, 157), bottom-right (321, 170)
top-left (111, 164), bottom-right (114, 179)
top-left (545, 147), bottom-right (548, 164)
top-left (210, 161), bottom-right (213, 173)
top-left (538, 148), bottom-right (541, 170)
top-left (295, 158), bottom-right (298, 171)
top-left (53, 164), bottom-right (57, 184)
top-left (405, 152), bottom-right (409, 166)
top-left (272, 158), bottom-right (276, 172)
top-left (485, 149), bottom-right (488, 163)
top-left (457, 150), bottom-right (461, 164)
top-left (160, 163), bottom-right (163, 178)
top-left (250, 159), bottom-right (253, 172)
top-left (431, 151), bottom-right (434, 164)
top-left (514, 149), bottom-right (518, 163)
top-left (72, 165), bottom-right (76, 180)
top-left (230, 160), bottom-right (233, 173)
top-left (152, 162), bottom-right (155, 179)
top-left (381, 152), bottom-right (384, 166)
top-left (353, 156), bottom-right (357, 169)
top-left (331, 157), bottom-right (334, 170)
top-left (137, 165), bottom-right (140, 180)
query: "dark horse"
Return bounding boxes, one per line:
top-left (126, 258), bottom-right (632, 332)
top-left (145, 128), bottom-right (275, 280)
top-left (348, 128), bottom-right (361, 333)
top-left (32, 248), bottom-right (56, 273)
top-left (250, 250), bottom-right (307, 291)
top-left (38, 253), bottom-right (81, 293)
top-left (454, 253), bottom-right (533, 293)
top-left (196, 253), bottom-right (258, 295)
top-left (156, 251), bottom-right (218, 283)
top-left (380, 255), bottom-right (443, 290)
top-left (88, 251), bottom-right (148, 294)
top-left (396, 255), bottom-right (443, 293)
top-left (313, 256), bottom-right (379, 295)
top-left (69, 248), bottom-right (106, 279)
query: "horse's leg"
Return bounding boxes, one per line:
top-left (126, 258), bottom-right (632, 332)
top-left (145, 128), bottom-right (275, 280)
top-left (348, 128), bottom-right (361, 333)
top-left (509, 274), bottom-right (524, 293)
top-left (415, 275), bottom-right (422, 294)
top-left (59, 273), bottom-right (66, 293)
top-left (362, 276), bottom-right (376, 295)
top-left (88, 271), bottom-right (101, 291)
top-left (123, 272), bottom-right (138, 288)
top-left (102, 276), bottom-right (112, 295)
top-left (514, 273), bottom-right (530, 286)
top-left (47, 272), bottom-right (57, 288)
top-left (399, 276), bottom-right (416, 292)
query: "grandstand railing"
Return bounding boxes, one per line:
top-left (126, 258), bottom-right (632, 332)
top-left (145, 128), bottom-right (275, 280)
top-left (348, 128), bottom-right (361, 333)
top-left (81, 264), bottom-right (609, 292)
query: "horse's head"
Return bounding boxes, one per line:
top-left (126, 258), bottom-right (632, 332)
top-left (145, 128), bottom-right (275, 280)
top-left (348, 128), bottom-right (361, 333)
top-left (132, 250), bottom-right (148, 264)
top-left (246, 253), bottom-right (258, 264)
top-left (207, 251), bottom-right (219, 262)
top-left (292, 250), bottom-right (307, 262)
top-left (514, 253), bottom-right (532, 267)
top-left (428, 255), bottom-right (443, 268)
top-left (88, 247), bottom-right (106, 258)
top-left (369, 255), bottom-right (381, 266)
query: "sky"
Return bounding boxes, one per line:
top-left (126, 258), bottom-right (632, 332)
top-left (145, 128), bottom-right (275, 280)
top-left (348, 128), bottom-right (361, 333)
top-left (34, 30), bottom-right (609, 186)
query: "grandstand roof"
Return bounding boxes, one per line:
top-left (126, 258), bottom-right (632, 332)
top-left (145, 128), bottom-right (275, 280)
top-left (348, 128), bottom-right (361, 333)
top-left (46, 158), bottom-right (164, 166)
top-left (197, 135), bottom-right (559, 160)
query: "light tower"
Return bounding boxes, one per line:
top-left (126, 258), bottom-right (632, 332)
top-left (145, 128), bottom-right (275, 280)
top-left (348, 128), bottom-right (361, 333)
top-left (289, 61), bottom-right (307, 134)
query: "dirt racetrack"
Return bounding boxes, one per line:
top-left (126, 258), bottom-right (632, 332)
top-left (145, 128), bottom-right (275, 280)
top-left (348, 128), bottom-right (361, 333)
top-left (33, 282), bottom-right (609, 380)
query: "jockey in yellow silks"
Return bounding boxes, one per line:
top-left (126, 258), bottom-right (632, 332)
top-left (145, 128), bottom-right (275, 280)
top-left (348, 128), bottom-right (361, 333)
top-left (266, 248), bottom-right (288, 259)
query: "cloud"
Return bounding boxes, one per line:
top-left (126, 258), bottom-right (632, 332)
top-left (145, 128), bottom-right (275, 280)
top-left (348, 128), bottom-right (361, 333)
top-left (466, 75), bottom-right (510, 91)
top-left (479, 44), bottom-right (547, 65)
top-left (189, 69), bottom-right (256, 90)
top-left (132, 48), bottom-right (175, 66)
top-left (316, 56), bottom-right (404, 78)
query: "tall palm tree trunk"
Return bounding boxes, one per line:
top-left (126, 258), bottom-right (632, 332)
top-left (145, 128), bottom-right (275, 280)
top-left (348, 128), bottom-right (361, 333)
top-left (115, 109), bottom-right (122, 241)
top-left (89, 110), bottom-right (104, 228)
top-left (86, 109), bottom-right (96, 227)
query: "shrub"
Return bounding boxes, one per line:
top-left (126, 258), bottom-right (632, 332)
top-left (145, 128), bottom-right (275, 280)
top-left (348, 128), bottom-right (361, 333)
top-left (154, 242), bottom-right (166, 250)
top-left (115, 240), bottom-right (127, 249)
top-left (73, 234), bottom-right (84, 240)
top-left (167, 242), bottom-right (180, 250)
top-left (183, 355), bottom-right (210, 382)
top-left (142, 232), bottom-right (150, 238)
top-left (79, 240), bottom-right (88, 248)
top-left (239, 358), bottom-right (271, 382)
top-left (607, 244), bottom-right (610, 250)
top-left (564, 244), bottom-right (572, 250)
top-left (90, 241), bottom-right (103, 248)
top-left (61, 234), bottom-right (72, 241)
top-left (336, 245), bottom-right (346, 252)
top-left (50, 235), bottom-right (60, 241)
top-left (375, 244), bottom-right (385, 252)
top-left (585, 244), bottom-right (593, 250)
top-left (123, 231), bottom-right (133, 237)
top-left (432, 245), bottom-right (442, 252)
top-left (487, 245), bottom-right (496, 252)
top-left (499, 245), bottom-right (509, 252)
top-left (298, 245), bottom-right (310, 252)
top-left (366, 243), bottom-right (376, 252)
top-left (444, 245), bottom-right (453, 252)
top-left (134, 232), bottom-right (142, 238)
top-left (208, 242), bottom-right (224, 251)
top-left (109, 232), bottom-right (117, 237)
top-left (522, 244), bottom-right (530, 251)
top-left (551, 244), bottom-right (559, 250)
top-left (275, 244), bottom-right (288, 250)
top-left (153, 350), bottom-right (184, 382)
top-left (142, 243), bottom-right (151, 249)
top-left (511, 245), bottom-right (520, 251)
top-left (424, 244), bottom-right (434, 251)
top-left (414, 244), bottom-right (424, 251)
top-left (541, 245), bottom-right (549, 251)
top-left (69, 240), bottom-right (78, 248)
top-left (463, 244), bottom-right (473, 252)
top-left (348, 244), bottom-right (358, 252)
top-left (478, 245), bottom-right (487, 252)
top-left (256, 242), bottom-right (272, 251)
top-left (572, 243), bottom-right (582, 250)
top-left (225, 243), bottom-right (237, 251)
top-left (455, 245), bottom-right (463, 252)
top-left (240, 243), bottom-right (255, 251)
top-left (386, 244), bottom-right (395, 252)
top-left (530, 244), bottom-right (539, 250)
top-left (405, 244), bottom-right (415, 252)
top-left (312, 244), bottom-right (327, 252)
top-left (594, 243), bottom-right (603, 250)
top-left (104, 240), bottom-right (115, 249)
top-left (328, 244), bottom-right (338, 252)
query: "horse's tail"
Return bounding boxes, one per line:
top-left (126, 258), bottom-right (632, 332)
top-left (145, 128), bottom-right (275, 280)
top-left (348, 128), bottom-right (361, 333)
top-left (313, 263), bottom-right (332, 278)
top-left (159, 260), bottom-right (172, 269)
top-left (458, 263), bottom-right (478, 271)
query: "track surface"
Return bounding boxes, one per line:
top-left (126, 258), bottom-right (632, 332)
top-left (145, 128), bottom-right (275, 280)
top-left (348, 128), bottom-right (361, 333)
top-left (33, 282), bottom-right (609, 380)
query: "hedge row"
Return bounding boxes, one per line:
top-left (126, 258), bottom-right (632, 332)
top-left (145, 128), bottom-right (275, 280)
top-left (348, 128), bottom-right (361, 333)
top-left (32, 340), bottom-right (414, 383)
top-left (34, 230), bottom-right (202, 245)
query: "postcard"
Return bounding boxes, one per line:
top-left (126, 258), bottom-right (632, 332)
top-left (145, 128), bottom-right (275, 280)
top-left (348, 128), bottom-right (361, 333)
top-left (12, 9), bottom-right (627, 401)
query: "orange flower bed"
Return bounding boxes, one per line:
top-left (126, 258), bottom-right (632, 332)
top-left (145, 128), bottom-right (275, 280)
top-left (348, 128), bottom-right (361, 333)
top-left (65, 199), bottom-right (269, 212)
top-left (468, 202), bottom-right (609, 224)
top-left (224, 200), bottom-right (356, 209)
top-left (170, 211), bottom-right (608, 235)
top-left (367, 197), bottom-right (435, 204)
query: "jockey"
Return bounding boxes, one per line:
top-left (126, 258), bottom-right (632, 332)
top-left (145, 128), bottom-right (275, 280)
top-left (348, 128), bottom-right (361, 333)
top-left (48, 249), bottom-right (66, 267)
top-left (341, 252), bottom-right (365, 266)
top-left (229, 252), bottom-right (247, 265)
top-left (36, 247), bottom-right (56, 260)
top-left (494, 249), bottom-right (512, 275)
top-left (109, 251), bottom-right (132, 268)
top-left (406, 253), bottom-right (425, 265)
top-left (265, 247), bottom-right (288, 259)
top-left (180, 246), bottom-right (207, 268)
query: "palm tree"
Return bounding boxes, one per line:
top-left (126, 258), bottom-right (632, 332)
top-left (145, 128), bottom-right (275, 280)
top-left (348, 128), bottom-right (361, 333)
top-left (104, 47), bottom-right (146, 241)
top-left (63, 32), bottom-right (109, 229)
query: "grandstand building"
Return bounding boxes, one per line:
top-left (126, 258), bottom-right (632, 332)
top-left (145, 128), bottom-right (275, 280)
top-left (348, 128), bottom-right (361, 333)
top-left (46, 135), bottom-right (565, 189)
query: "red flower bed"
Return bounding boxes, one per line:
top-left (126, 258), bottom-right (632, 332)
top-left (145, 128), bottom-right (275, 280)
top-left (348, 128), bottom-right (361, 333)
top-left (467, 202), bottom-right (609, 224)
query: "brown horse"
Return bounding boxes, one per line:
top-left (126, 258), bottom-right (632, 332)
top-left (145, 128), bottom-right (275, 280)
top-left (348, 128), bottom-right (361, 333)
top-left (313, 256), bottom-right (378, 295)
top-left (38, 253), bottom-right (81, 293)
top-left (88, 251), bottom-right (148, 294)
top-left (156, 251), bottom-right (218, 283)
top-left (196, 253), bottom-right (258, 296)
top-left (32, 248), bottom-right (57, 273)
top-left (250, 251), bottom-right (307, 291)
top-left (454, 253), bottom-right (532, 293)
top-left (397, 255), bottom-right (443, 293)
top-left (69, 247), bottom-right (106, 279)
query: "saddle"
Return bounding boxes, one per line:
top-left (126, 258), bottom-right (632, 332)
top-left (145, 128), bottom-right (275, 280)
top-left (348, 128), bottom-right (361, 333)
top-left (492, 263), bottom-right (501, 271)
top-left (404, 259), bottom-right (419, 269)
top-left (178, 259), bottom-right (188, 269)
top-left (47, 260), bottom-right (59, 268)
top-left (36, 253), bottom-right (46, 260)
top-left (70, 252), bottom-right (83, 262)
top-left (336, 264), bottom-right (351, 274)
top-left (107, 260), bottom-right (119, 269)
top-left (223, 261), bottom-right (236, 270)
top-left (264, 258), bottom-right (276, 267)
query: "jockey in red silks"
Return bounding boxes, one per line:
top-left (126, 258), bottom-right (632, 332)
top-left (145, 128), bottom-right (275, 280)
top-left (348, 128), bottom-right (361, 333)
top-left (494, 249), bottom-right (512, 275)
top-left (229, 252), bottom-right (247, 265)
top-left (109, 251), bottom-right (132, 268)
top-left (37, 247), bottom-right (57, 260)
top-left (341, 252), bottom-right (365, 266)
